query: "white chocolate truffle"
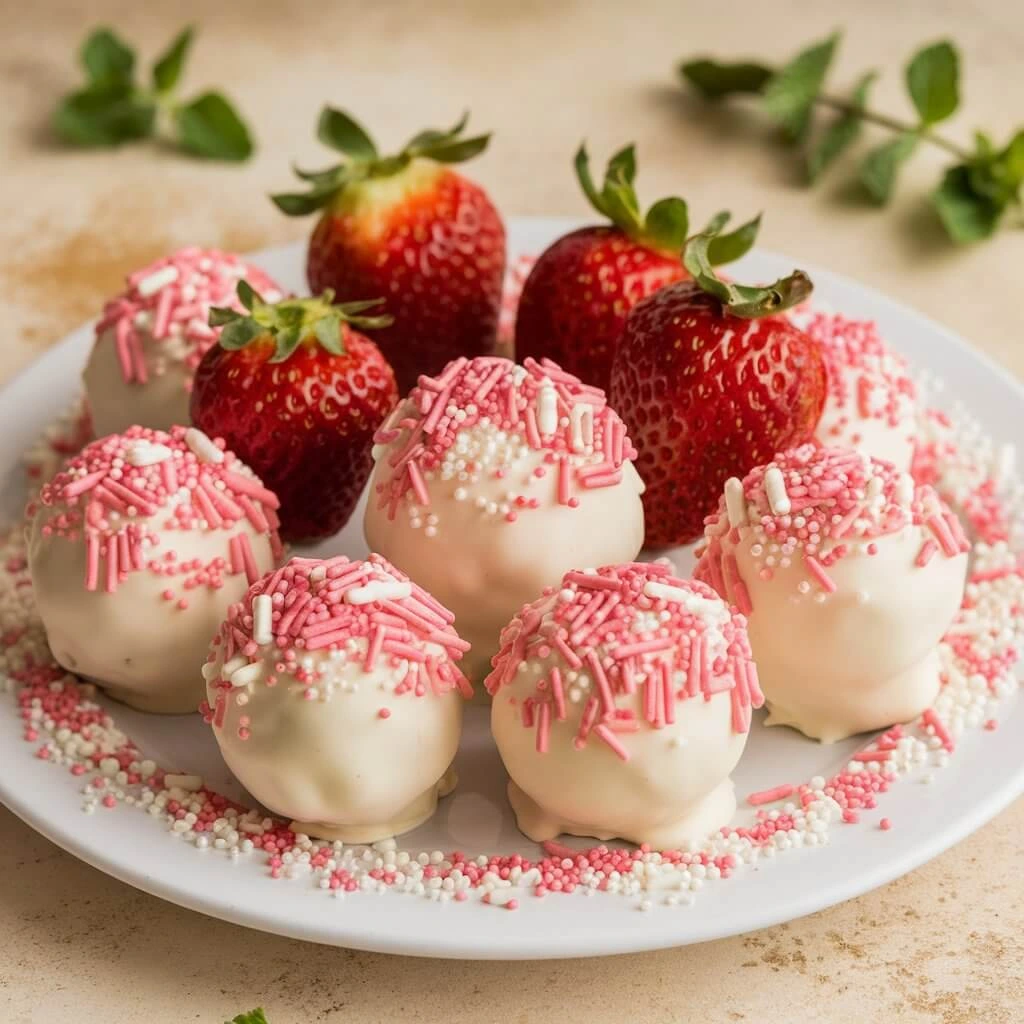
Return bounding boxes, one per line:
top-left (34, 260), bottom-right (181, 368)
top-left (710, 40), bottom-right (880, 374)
top-left (804, 312), bottom-right (918, 471)
top-left (364, 356), bottom-right (646, 684)
top-left (486, 564), bottom-right (762, 848)
top-left (83, 248), bottom-right (283, 438)
top-left (696, 445), bottom-right (968, 743)
top-left (26, 426), bottom-right (282, 713)
top-left (203, 554), bottom-right (471, 842)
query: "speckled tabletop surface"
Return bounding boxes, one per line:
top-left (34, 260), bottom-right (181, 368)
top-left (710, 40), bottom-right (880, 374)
top-left (1, 2), bottom-right (1021, 1021)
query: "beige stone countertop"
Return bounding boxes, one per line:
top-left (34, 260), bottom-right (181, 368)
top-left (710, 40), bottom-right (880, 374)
top-left (0, 1), bottom-right (1021, 1021)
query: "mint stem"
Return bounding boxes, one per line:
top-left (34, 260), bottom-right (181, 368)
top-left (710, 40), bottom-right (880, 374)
top-left (811, 91), bottom-right (972, 160)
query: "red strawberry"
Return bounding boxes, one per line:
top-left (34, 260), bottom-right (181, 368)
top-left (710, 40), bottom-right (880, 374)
top-left (515, 145), bottom-right (759, 392)
top-left (609, 218), bottom-right (826, 548)
top-left (190, 283), bottom-right (398, 542)
top-left (273, 108), bottom-right (506, 393)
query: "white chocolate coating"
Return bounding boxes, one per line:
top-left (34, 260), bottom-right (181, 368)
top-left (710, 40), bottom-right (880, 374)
top-left (493, 670), bottom-right (746, 847)
top-left (366, 444), bottom-right (645, 683)
top-left (28, 501), bottom-right (275, 714)
top-left (733, 532), bottom-right (965, 742)
top-left (84, 325), bottom-right (195, 437)
top-left (697, 446), bottom-right (968, 743)
top-left (205, 644), bottom-right (463, 841)
top-left (816, 360), bottom-right (917, 471)
top-left (486, 566), bottom-right (758, 847)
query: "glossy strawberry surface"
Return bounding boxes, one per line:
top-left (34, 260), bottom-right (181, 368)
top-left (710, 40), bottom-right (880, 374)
top-left (191, 328), bottom-right (398, 541)
top-left (515, 226), bottom-right (685, 393)
top-left (610, 281), bottom-right (827, 547)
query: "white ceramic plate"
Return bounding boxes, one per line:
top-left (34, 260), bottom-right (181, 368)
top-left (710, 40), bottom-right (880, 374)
top-left (0, 217), bottom-right (1021, 959)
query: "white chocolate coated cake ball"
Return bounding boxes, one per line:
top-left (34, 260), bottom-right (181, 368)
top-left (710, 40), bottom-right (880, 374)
top-left (803, 312), bottom-right (918, 471)
top-left (696, 444), bottom-right (968, 743)
top-left (27, 425), bottom-right (282, 713)
top-left (83, 248), bottom-right (283, 438)
top-left (203, 554), bottom-right (472, 842)
top-left (364, 356), bottom-right (645, 684)
top-left (487, 563), bottom-right (762, 848)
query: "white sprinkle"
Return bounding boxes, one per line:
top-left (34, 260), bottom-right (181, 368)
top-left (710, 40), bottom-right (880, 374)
top-left (253, 594), bottom-right (273, 645)
top-left (124, 441), bottom-right (173, 467)
top-left (896, 473), bottom-right (915, 507)
top-left (569, 403), bottom-right (594, 452)
top-left (537, 379), bottom-right (558, 436)
top-left (345, 580), bottom-right (413, 605)
top-left (185, 428), bottom-right (224, 464)
top-left (229, 662), bottom-right (263, 688)
top-left (136, 265), bottom-right (180, 297)
top-left (164, 773), bottom-right (203, 792)
top-left (724, 476), bottom-right (747, 528)
top-left (764, 467), bottom-right (791, 516)
top-left (200, 661), bottom-right (220, 682)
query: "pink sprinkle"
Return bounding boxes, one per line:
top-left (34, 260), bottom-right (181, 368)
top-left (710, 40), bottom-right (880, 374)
top-left (804, 555), bottom-right (837, 594)
top-left (378, 708), bottom-right (391, 719)
top-left (879, 818), bottom-right (892, 831)
top-left (593, 723), bottom-right (630, 761)
top-left (536, 701), bottom-right (551, 754)
top-left (915, 538), bottom-right (938, 567)
top-left (922, 708), bottom-right (955, 752)
top-left (747, 784), bottom-right (795, 806)
top-left (406, 460), bottom-right (431, 507)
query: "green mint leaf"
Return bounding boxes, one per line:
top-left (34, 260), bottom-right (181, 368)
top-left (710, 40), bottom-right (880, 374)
top-left (806, 71), bottom-right (876, 182)
top-left (314, 312), bottom-right (345, 355)
top-left (175, 91), bottom-right (253, 161)
top-left (219, 317), bottom-right (266, 350)
top-left (642, 197), bottom-right (689, 254)
top-left (706, 213), bottom-right (761, 265)
top-left (932, 165), bottom-right (1003, 243)
top-left (859, 132), bottom-right (918, 204)
top-left (700, 210), bottom-right (732, 236)
top-left (683, 225), bottom-right (812, 318)
top-left (762, 32), bottom-right (841, 140)
top-left (679, 58), bottom-right (773, 99)
top-left (152, 25), bottom-right (194, 93)
top-left (317, 107), bottom-right (378, 161)
top-left (419, 133), bottom-right (490, 164)
top-left (53, 83), bottom-right (155, 147)
top-left (80, 28), bottom-right (135, 86)
top-left (906, 41), bottom-right (959, 126)
top-left (228, 1011), bottom-right (269, 1024)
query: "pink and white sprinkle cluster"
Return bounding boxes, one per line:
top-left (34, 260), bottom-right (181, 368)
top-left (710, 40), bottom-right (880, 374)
top-left (803, 312), bottom-right (917, 434)
top-left (372, 355), bottom-right (637, 528)
top-left (201, 554), bottom-right (472, 733)
top-left (95, 248), bottom-right (282, 389)
top-left (698, 444), bottom-right (968, 610)
top-left (486, 564), bottom-right (762, 757)
top-left (28, 425), bottom-right (282, 601)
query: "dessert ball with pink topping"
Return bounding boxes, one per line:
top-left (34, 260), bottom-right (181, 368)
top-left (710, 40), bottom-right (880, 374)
top-left (83, 248), bottom-right (284, 438)
top-left (26, 425), bottom-right (282, 713)
top-left (803, 312), bottom-right (918, 471)
top-left (364, 356), bottom-right (646, 683)
top-left (202, 554), bottom-right (472, 842)
top-left (487, 563), bottom-right (762, 847)
top-left (695, 444), bottom-right (968, 742)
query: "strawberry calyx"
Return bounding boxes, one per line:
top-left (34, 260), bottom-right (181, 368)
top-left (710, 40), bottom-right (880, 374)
top-left (271, 108), bottom-right (491, 216)
top-left (208, 281), bottom-right (392, 363)
top-left (574, 143), bottom-right (761, 265)
top-left (682, 212), bottom-right (813, 318)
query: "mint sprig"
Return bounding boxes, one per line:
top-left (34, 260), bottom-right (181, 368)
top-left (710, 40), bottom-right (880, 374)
top-left (226, 1011), bottom-right (268, 1024)
top-left (53, 26), bottom-right (254, 162)
top-left (209, 282), bottom-right (393, 363)
top-left (679, 33), bottom-right (1023, 243)
top-left (272, 108), bottom-right (490, 216)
